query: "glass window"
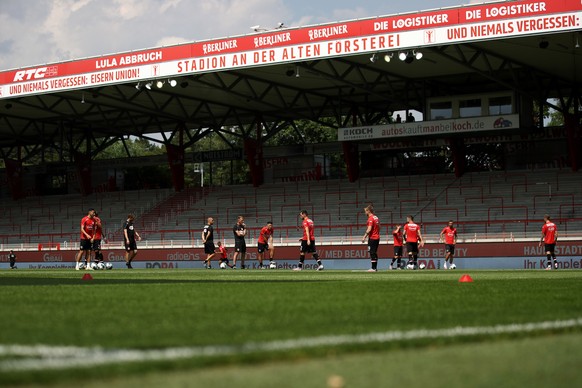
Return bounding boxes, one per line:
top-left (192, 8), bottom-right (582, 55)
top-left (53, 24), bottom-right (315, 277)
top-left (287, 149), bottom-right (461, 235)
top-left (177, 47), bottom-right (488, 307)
top-left (489, 96), bottom-right (512, 115)
top-left (430, 101), bottom-right (452, 120)
top-left (459, 98), bottom-right (482, 117)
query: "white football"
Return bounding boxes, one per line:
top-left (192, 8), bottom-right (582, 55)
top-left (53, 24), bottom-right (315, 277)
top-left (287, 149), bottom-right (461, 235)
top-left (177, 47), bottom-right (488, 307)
top-left (269, 262), bottom-right (277, 269)
top-left (91, 262), bottom-right (99, 270)
top-left (105, 262), bottom-right (113, 270)
top-left (450, 264), bottom-right (457, 269)
top-left (220, 262), bottom-right (227, 269)
top-left (406, 263), bottom-right (415, 270)
top-left (419, 263), bottom-right (426, 270)
top-left (78, 262), bottom-right (85, 269)
top-left (97, 262), bottom-right (105, 270)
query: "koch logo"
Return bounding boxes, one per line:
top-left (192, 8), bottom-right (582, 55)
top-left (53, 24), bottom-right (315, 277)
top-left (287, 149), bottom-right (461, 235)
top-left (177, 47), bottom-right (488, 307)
top-left (343, 127), bottom-right (373, 136)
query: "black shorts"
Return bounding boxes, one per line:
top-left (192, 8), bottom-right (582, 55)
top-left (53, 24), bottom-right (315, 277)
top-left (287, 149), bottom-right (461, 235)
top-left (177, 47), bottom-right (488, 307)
top-left (368, 238), bottom-right (380, 256)
top-left (300, 240), bottom-right (316, 253)
top-left (204, 241), bottom-right (215, 255)
top-left (544, 244), bottom-right (556, 254)
top-left (234, 240), bottom-right (246, 253)
top-left (257, 242), bottom-right (269, 253)
top-left (80, 239), bottom-right (92, 251)
top-left (92, 240), bottom-right (102, 251)
top-left (406, 242), bottom-right (419, 254)
top-left (125, 241), bottom-right (137, 252)
top-left (394, 246), bottom-right (403, 257)
top-left (445, 244), bottom-right (455, 255)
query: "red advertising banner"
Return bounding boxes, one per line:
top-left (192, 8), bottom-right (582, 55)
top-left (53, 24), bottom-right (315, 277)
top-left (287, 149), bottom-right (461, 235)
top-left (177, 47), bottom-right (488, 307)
top-left (0, 0), bottom-right (580, 98)
top-left (4, 241), bottom-right (582, 264)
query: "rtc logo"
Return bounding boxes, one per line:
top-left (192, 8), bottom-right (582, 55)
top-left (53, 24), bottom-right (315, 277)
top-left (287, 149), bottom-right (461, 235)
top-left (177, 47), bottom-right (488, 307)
top-left (13, 66), bottom-right (58, 82)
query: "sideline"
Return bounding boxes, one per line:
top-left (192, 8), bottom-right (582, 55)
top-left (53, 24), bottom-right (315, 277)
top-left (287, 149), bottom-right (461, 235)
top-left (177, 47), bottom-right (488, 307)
top-left (1, 318), bottom-right (581, 371)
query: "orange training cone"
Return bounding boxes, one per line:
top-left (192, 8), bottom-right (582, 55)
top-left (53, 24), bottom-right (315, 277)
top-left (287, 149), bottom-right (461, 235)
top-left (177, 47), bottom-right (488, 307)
top-left (459, 274), bottom-right (473, 283)
top-left (82, 273), bottom-right (93, 281)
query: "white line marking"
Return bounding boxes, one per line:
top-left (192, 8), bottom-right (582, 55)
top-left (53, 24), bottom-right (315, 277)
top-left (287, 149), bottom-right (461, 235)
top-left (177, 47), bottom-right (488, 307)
top-left (1, 318), bottom-right (581, 371)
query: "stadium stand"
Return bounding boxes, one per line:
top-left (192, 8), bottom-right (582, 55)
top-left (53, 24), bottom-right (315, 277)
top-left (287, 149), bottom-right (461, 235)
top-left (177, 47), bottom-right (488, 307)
top-left (1, 169), bottom-right (581, 250)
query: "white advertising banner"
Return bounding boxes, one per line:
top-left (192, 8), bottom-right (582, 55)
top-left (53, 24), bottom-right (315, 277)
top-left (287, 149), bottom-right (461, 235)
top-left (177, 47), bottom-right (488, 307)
top-left (339, 114), bottom-right (520, 141)
top-left (1, 0), bottom-right (581, 99)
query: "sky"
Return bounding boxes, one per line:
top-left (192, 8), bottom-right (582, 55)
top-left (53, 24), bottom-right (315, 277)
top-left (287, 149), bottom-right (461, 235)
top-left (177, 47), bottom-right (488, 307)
top-left (0, 0), bottom-right (491, 71)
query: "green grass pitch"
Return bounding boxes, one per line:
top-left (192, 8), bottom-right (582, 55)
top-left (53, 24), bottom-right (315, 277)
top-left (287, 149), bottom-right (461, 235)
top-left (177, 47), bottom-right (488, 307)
top-left (0, 269), bottom-right (581, 387)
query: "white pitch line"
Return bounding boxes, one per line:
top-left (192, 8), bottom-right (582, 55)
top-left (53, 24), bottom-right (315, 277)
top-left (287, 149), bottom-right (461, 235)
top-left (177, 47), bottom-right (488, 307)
top-left (1, 317), bottom-right (581, 371)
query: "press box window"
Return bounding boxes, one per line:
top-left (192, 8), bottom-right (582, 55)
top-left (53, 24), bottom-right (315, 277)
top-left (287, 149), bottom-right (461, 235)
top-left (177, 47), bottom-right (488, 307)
top-left (489, 96), bottom-right (512, 115)
top-left (459, 98), bottom-right (482, 118)
top-left (430, 101), bottom-right (452, 120)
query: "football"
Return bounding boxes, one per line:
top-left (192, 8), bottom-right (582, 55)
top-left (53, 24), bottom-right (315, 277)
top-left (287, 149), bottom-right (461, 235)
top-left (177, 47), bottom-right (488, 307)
top-left (406, 263), bottom-right (415, 270)
top-left (97, 262), bottom-right (105, 270)
top-left (220, 262), bottom-right (227, 269)
top-left (450, 264), bottom-right (457, 269)
top-left (91, 262), bottom-right (99, 270)
top-left (105, 262), bottom-right (113, 270)
top-left (269, 262), bottom-right (277, 269)
top-left (78, 262), bottom-right (85, 270)
top-left (419, 263), bottom-right (426, 270)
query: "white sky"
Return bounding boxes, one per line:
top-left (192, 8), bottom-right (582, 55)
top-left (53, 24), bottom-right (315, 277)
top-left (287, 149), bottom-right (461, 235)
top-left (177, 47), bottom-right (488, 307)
top-left (0, 0), bottom-right (493, 70)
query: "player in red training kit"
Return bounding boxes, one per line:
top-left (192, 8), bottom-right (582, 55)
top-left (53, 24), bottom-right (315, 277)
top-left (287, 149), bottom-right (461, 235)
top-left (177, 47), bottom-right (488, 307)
top-left (439, 220), bottom-right (458, 269)
top-left (92, 211), bottom-right (104, 265)
top-left (539, 214), bottom-right (558, 270)
top-left (258, 221), bottom-right (275, 269)
top-left (75, 208), bottom-right (95, 270)
top-left (390, 225), bottom-right (404, 270)
top-left (403, 215), bottom-right (424, 270)
top-left (216, 241), bottom-right (232, 268)
top-left (362, 205), bottom-right (380, 272)
top-left (294, 210), bottom-right (323, 271)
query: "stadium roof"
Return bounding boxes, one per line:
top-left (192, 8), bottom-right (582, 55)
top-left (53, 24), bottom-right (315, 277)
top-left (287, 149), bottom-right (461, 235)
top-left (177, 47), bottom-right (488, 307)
top-left (0, 0), bottom-right (581, 159)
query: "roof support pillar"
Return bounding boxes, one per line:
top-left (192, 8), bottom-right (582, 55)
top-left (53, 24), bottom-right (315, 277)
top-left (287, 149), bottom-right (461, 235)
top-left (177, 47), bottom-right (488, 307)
top-left (565, 112), bottom-right (581, 172)
top-left (244, 119), bottom-right (264, 187)
top-left (449, 138), bottom-right (466, 177)
top-left (342, 111), bottom-right (360, 183)
top-left (166, 123), bottom-right (186, 191)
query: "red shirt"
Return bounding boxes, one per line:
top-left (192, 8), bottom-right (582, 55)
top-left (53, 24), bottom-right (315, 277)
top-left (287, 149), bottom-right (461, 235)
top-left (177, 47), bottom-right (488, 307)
top-left (404, 222), bottom-right (421, 243)
top-left (302, 218), bottom-right (315, 241)
top-left (258, 226), bottom-right (273, 244)
top-left (93, 216), bottom-right (102, 240)
top-left (441, 226), bottom-right (457, 245)
top-left (80, 216), bottom-right (95, 240)
top-left (367, 214), bottom-right (380, 240)
top-left (542, 221), bottom-right (557, 244)
top-left (393, 229), bottom-right (403, 247)
top-left (218, 245), bottom-right (227, 259)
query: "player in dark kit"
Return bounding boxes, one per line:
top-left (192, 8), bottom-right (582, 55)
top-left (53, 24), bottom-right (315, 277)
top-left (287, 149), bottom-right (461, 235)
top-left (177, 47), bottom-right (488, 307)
top-left (123, 214), bottom-right (141, 269)
top-left (390, 225), bottom-right (404, 270)
top-left (294, 210), bottom-right (324, 271)
top-left (362, 205), bottom-right (380, 272)
top-left (539, 214), bottom-right (558, 270)
top-left (403, 215), bottom-right (424, 270)
top-left (8, 250), bottom-right (16, 269)
top-left (232, 216), bottom-right (247, 269)
top-left (202, 217), bottom-right (216, 269)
